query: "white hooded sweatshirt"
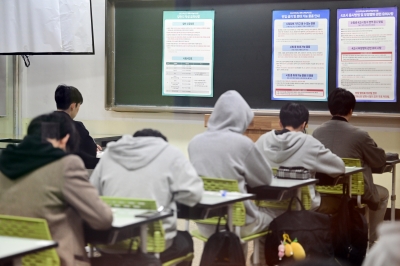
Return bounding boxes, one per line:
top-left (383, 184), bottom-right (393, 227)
top-left (255, 130), bottom-right (345, 209)
top-left (90, 135), bottom-right (203, 248)
top-left (362, 221), bottom-right (400, 266)
top-left (188, 90), bottom-right (273, 237)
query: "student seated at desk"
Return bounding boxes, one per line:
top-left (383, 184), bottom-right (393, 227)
top-left (255, 102), bottom-right (345, 215)
top-left (55, 84), bottom-right (100, 169)
top-left (312, 88), bottom-right (388, 247)
top-left (0, 112), bottom-right (113, 266)
top-left (188, 90), bottom-right (273, 261)
top-left (90, 129), bottom-right (203, 266)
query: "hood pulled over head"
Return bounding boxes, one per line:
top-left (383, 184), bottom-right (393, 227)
top-left (207, 90), bottom-right (253, 134)
top-left (107, 135), bottom-right (168, 170)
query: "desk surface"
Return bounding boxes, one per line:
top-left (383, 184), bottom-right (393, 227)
top-left (0, 236), bottom-right (57, 263)
top-left (85, 208), bottom-right (172, 245)
top-left (196, 191), bottom-right (255, 208)
top-left (111, 208), bottom-right (172, 228)
top-left (268, 177), bottom-right (318, 190)
top-left (386, 159), bottom-right (400, 165)
top-left (344, 167), bottom-right (364, 175)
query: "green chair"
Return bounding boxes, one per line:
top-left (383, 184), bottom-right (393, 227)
top-left (315, 158), bottom-right (369, 223)
top-left (255, 167), bottom-right (313, 210)
top-left (100, 196), bottom-right (193, 266)
top-left (190, 177), bottom-right (270, 266)
top-left (315, 158), bottom-right (365, 207)
top-left (0, 215), bottom-right (60, 266)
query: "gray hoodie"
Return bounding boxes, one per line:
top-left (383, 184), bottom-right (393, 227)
top-left (188, 90), bottom-right (273, 233)
top-left (255, 130), bottom-right (345, 209)
top-left (362, 221), bottom-right (400, 266)
top-left (90, 135), bottom-right (203, 248)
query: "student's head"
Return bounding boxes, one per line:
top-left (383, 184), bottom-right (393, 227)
top-left (328, 88), bottom-right (356, 117)
top-left (133, 129), bottom-right (168, 142)
top-left (55, 84), bottom-right (83, 119)
top-left (279, 102), bottom-right (309, 131)
top-left (27, 112), bottom-right (79, 152)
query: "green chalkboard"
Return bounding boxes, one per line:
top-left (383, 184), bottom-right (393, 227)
top-left (107, 0), bottom-right (400, 114)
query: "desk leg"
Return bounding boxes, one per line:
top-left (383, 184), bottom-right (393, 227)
top-left (391, 165), bottom-right (396, 222)
top-left (13, 257), bottom-right (22, 266)
top-left (348, 175), bottom-right (352, 196)
top-left (227, 204), bottom-right (233, 232)
top-left (296, 188), bottom-right (301, 210)
top-left (140, 224), bottom-right (148, 253)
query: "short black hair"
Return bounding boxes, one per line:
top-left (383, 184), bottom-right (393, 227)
top-left (133, 129), bottom-right (168, 142)
top-left (279, 102), bottom-right (309, 129)
top-left (55, 84), bottom-right (83, 110)
top-left (328, 88), bottom-right (356, 116)
top-left (28, 112), bottom-right (79, 152)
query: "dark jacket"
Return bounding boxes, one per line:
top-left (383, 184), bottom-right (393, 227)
top-left (55, 111), bottom-right (99, 169)
top-left (74, 121), bottom-right (99, 169)
top-left (312, 117), bottom-right (386, 209)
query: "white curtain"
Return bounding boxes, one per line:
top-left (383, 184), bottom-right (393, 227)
top-left (0, 0), bottom-right (93, 53)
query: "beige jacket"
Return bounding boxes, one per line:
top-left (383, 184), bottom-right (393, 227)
top-left (0, 155), bottom-right (113, 266)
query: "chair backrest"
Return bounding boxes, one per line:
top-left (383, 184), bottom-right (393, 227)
top-left (196, 176), bottom-right (246, 226)
top-left (0, 215), bottom-right (60, 266)
top-left (100, 196), bottom-right (165, 253)
top-left (316, 158), bottom-right (364, 196)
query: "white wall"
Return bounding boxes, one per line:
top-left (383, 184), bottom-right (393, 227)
top-left (17, 0), bottom-right (400, 208)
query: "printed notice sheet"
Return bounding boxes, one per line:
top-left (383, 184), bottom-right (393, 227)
top-left (337, 7), bottom-right (397, 102)
top-left (272, 10), bottom-right (330, 101)
top-left (162, 11), bottom-right (214, 97)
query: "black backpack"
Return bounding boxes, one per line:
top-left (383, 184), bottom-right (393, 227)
top-left (199, 217), bottom-right (246, 266)
top-left (331, 184), bottom-right (368, 266)
top-left (264, 197), bottom-right (334, 266)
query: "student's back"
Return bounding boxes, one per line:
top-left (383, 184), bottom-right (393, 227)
top-left (188, 90), bottom-right (273, 237)
top-left (90, 130), bottom-right (203, 265)
top-left (0, 112), bottom-right (112, 266)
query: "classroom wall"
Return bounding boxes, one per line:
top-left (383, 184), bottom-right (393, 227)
top-left (16, 0), bottom-right (400, 207)
top-left (0, 56), bottom-right (14, 136)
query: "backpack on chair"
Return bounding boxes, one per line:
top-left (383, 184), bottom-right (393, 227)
top-left (199, 217), bottom-right (246, 266)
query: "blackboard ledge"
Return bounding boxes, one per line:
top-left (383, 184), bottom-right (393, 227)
top-left (110, 105), bottom-right (400, 118)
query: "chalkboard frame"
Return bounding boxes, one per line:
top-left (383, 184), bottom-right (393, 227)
top-left (105, 0), bottom-right (400, 117)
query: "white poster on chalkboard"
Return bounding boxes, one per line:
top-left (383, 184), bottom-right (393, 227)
top-left (162, 11), bottom-right (214, 97)
top-left (337, 7), bottom-right (397, 102)
top-left (0, 0), bottom-right (94, 54)
top-left (271, 10), bottom-right (330, 101)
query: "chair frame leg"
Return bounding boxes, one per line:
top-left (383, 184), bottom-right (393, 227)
top-left (253, 239), bottom-right (260, 265)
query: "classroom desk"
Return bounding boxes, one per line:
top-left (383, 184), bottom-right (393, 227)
top-left (177, 191), bottom-right (255, 231)
top-left (373, 159), bottom-right (400, 221)
top-left (247, 178), bottom-right (318, 211)
top-left (0, 236), bottom-right (57, 266)
top-left (85, 208), bottom-right (172, 254)
top-left (93, 136), bottom-right (122, 147)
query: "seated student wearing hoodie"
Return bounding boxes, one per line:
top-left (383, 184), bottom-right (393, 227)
top-left (0, 112), bottom-right (113, 266)
top-left (90, 129), bottom-right (203, 266)
top-left (188, 90), bottom-right (273, 262)
top-left (255, 102), bottom-right (345, 216)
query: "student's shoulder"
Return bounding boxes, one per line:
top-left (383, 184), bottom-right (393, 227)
top-left (61, 154), bottom-right (86, 170)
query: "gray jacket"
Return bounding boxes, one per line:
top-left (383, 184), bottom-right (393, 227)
top-left (312, 118), bottom-right (386, 209)
top-left (188, 90), bottom-right (273, 225)
top-left (255, 130), bottom-right (345, 209)
top-left (90, 135), bottom-right (203, 248)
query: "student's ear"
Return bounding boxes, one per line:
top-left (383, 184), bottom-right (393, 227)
top-left (60, 134), bottom-right (70, 151)
top-left (69, 103), bottom-right (76, 112)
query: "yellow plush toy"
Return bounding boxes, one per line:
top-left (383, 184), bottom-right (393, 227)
top-left (281, 233), bottom-right (306, 261)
